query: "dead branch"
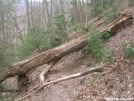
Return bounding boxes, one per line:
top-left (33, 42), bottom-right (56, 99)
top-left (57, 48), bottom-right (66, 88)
top-left (39, 62), bottom-right (56, 84)
top-left (15, 65), bottom-right (103, 101)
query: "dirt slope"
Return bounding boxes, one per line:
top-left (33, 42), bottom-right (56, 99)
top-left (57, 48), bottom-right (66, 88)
top-left (18, 23), bottom-right (134, 101)
top-left (12, 1), bottom-right (134, 101)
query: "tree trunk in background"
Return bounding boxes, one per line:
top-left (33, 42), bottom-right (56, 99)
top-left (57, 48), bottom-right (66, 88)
top-left (10, 12), bottom-right (23, 41)
top-left (50, 0), bottom-right (53, 28)
top-left (60, 0), bottom-right (66, 31)
top-left (72, 1), bottom-right (80, 23)
top-left (25, 0), bottom-right (31, 29)
top-left (42, 0), bottom-right (47, 28)
top-left (43, 0), bottom-right (50, 28)
top-left (0, 0), bottom-right (6, 39)
top-left (30, 0), bottom-right (34, 27)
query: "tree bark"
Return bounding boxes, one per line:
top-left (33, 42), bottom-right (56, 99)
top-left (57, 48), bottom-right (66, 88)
top-left (0, 13), bottom-right (132, 83)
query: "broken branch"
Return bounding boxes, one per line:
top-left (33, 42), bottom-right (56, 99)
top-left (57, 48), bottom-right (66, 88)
top-left (15, 65), bottom-right (103, 101)
top-left (39, 62), bottom-right (56, 84)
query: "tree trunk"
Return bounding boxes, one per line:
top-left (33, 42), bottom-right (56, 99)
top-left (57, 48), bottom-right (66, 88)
top-left (25, 0), bottom-right (31, 29)
top-left (0, 13), bottom-right (132, 83)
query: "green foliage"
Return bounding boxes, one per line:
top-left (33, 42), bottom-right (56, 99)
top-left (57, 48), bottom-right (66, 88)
top-left (70, 0), bottom-right (77, 5)
top-left (0, 38), bottom-right (15, 68)
top-left (17, 27), bottom-right (42, 59)
top-left (131, 48), bottom-right (134, 55)
top-left (105, 2), bottom-right (120, 23)
top-left (121, 41), bottom-right (134, 58)
top-left (84, 28), bottom-right (103, 59)
top-left (122, 41), bottom-right (132, 58)
top-left (0, 96), bottom-right (9, 101)
top-left (54, 14), bottom-right (66, 26)
top-left (66, 8), bottom-right (75, 25)
top-left (119, 74), bottom-right (125, 83)
top-left (128, 0), bottom-right (134, 6)
top-left (54, 14), bottom-right (68, 42)
top-left (68, 24), bottom-right (87, 34)
top-left (89, 0), bottom-right (119, 23)
top-left (89, 0), bottom-right (118, 17)
top-left (18, 13), bottom-right (69, 60)
top-left (0, 83), bottom-right (4, 90)
top-left (17, 27), bottom-right (62, 60)
top-left (86, 60), bottom-right (93, 67)
top-left (103, 49), bottom-right (112, 62)
top-left (101, 29), bottom-right (111, 39)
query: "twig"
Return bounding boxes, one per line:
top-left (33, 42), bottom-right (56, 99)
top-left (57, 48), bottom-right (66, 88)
top-left (75, 55), bottom-right (86, 62)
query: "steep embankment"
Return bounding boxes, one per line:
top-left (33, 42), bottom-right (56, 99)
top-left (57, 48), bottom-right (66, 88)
top-left (16, 19), bottom-right (134, 101)
top-left (17, 23), bottom-right (134, 101)
top-left (14, 2), bottom-right (134, 101)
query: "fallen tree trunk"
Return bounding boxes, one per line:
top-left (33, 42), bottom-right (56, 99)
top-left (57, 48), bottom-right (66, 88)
top-left (0, 13), bottom-right (132, 82)
top-left (15, 65), bottom-right (103, 101)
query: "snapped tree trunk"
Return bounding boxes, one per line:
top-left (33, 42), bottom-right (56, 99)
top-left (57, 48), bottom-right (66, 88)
top-left (0, 13), bottom-right (132, 83)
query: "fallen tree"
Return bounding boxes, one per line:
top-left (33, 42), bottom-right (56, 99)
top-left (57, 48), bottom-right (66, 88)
top-left (0, 13), bottom-right (132, 86)
top-left (15, 65), bottom-right (103, 101)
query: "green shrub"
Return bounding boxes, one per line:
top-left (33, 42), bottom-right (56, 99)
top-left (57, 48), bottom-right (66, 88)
top-left (101, 29), bottom-right (111, 39)
top-left (17, 13), bottom-right (69, 60)
top-left (68, 24), bottom-right (87, 34)
top-left (103, 49), bottom-right (112, 62)
top-left (124, 45), bottom-right (131, 58)
top-left (54, 14), bottom-right (67, 41)
top-left (121, 41), bottom-right (134, 58)
top-left (84, 27), bottom-right (104, 59)
top-left (0, 96), bottom-right (9, 101)
top-left (17, 27), bottom-right (62, 60)
top-left (86, 59), bottom-right (93, 67)
top-left (17, 27), bottom-right (43, 60)
top-left (0, 39), bottom-right (15, 68)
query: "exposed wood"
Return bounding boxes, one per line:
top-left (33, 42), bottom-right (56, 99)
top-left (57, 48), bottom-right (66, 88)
top-left (0, 13), bottom-right (132, 82)
top-left (39, 62), bottom-right (56, 84)
top-left (15, 65), bottom-right (103, 101)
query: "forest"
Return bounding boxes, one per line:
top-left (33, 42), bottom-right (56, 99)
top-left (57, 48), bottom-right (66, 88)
top-left (0, 0), bottom-right (134, 101)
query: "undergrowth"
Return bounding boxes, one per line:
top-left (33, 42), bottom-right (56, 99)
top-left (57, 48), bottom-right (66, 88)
top-left (83, 26), bottom-right (104, 59)
top-left (121, 41), bottom-right (134, 58)
top-left (102, 48), bottom-right (113, 62)
top-left (82, 25), bottom-right (113, 63)
top-left (17, 27), bottom-right (62, 60)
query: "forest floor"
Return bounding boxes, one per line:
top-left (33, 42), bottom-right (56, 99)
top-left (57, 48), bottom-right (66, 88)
top-left (4, 1), bottom-right (134, 101)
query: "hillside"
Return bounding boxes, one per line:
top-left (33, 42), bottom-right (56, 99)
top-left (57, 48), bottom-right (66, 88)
top-left (13, 5), bottom-right (134, 101)
top-left (1, 0), bottom-right (134, 101)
